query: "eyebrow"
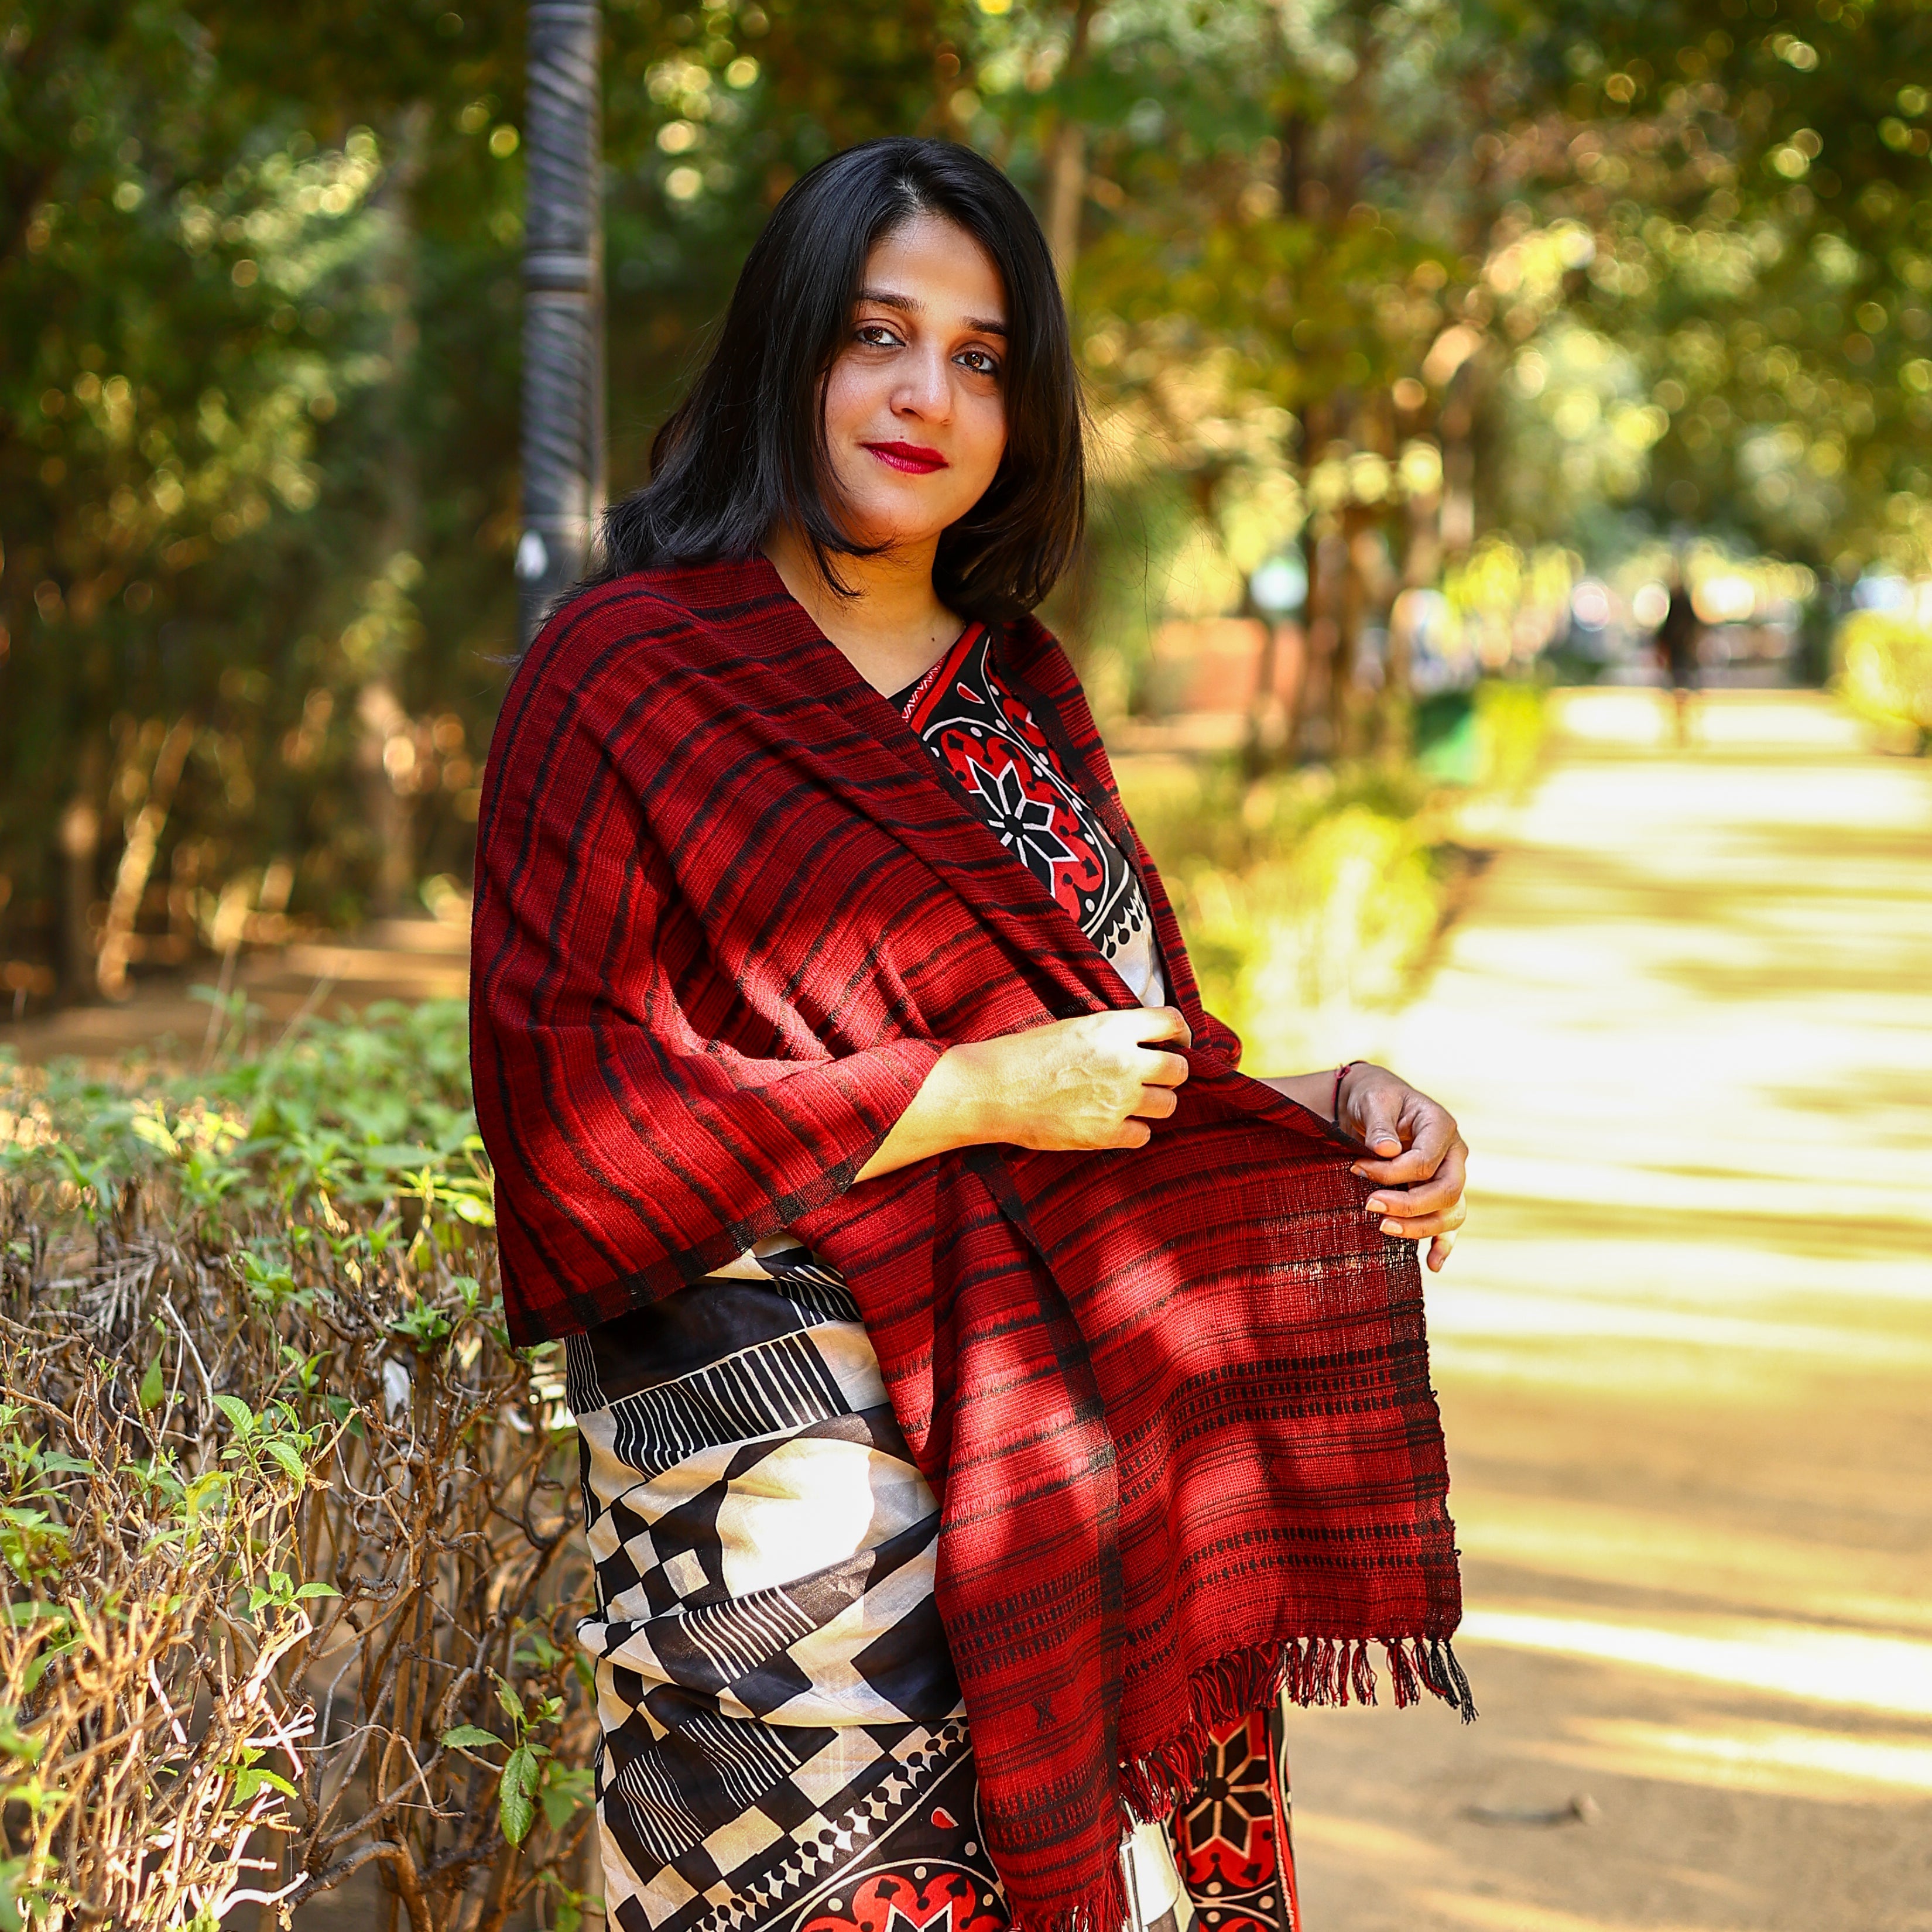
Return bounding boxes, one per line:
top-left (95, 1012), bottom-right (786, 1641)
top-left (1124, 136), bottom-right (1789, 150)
top-left (857, 286), bottom-right (1008, 337)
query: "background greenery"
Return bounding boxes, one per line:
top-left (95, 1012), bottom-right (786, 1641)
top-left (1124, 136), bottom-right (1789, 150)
top-left (1, 1003), bottom-right (598, 1928)
top-left (5, 0), bottom-right (1931, 997)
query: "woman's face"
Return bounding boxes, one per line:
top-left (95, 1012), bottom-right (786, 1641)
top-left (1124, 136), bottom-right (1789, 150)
top-left (820, 212), bottom-right (1010, 555)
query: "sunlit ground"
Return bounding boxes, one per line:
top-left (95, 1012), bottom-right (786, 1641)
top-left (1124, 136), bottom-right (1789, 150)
top-left (1288, 688), bottom-right (1932, 1932)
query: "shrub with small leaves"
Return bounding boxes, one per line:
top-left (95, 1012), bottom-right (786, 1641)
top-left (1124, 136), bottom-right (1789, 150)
top-left (0, 1001), bottom-right (599, 1930)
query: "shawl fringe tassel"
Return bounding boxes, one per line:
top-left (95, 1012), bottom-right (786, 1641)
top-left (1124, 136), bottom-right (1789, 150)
top-left (1118, 1632), bottom-right (1476, 1829)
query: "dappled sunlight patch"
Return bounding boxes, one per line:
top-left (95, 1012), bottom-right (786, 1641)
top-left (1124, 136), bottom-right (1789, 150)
top-left (1459, 1609), bottom-right (1932, 1721)
top-left (1451, 1490), bottom-right (1932, 1639)
top-left (1529, 1717), bottom-right (1932, 1804)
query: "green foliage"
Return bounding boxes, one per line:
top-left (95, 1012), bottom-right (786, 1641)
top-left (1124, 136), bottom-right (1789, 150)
top-left (1121, 678), bottom-right (1545, 1070)
top-left (6, 0), bottom-right (1928, 987)
top-left (0, 1000), bottom-right (595, 1927)
top-left (1836, 608), bottom-right (1932, 743)
top-left (1472, 680), bottom-right (1551, 796)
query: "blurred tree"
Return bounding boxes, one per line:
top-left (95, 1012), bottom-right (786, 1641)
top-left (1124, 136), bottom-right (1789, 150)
top-left (1, 1), bottom-right (528, 974)
top-left (1473, 0), bottom-right (1932, 575)
top-left (4, 0), bottom-right (1928, 999)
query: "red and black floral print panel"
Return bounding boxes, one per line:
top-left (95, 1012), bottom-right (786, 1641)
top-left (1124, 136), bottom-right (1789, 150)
top-left (895, 625), bottom-right (1157, 981)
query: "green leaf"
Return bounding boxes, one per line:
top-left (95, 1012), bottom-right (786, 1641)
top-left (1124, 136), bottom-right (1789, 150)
top-left (499, 1743), bottom-right (539, 1845)
top-left (440, 1723), bottom-right (501, 1751)
top-left (231, 1765), bottom-right (299, 1804)
top-left (0, 1856), bottom-right (32, 1932)
top-left (264, 1438), bottom-right (307, 1482)
top-left (0, 1710), bottom-right (43, 1766)
top-left (293, 1580), bottom-right (340, 1601)
top-left (138, 1353), bottom-right (166, 1412)
top-left (541, 1762), bottom-right (595, 1831)
top-left (213, 1393), bottom-right (255, 1436)
top-left (129, 1111), bottom-right (180, 1157)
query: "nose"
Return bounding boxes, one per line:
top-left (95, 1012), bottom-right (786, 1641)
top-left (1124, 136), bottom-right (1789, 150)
top-left (893, 342), bottom-right (954, 422)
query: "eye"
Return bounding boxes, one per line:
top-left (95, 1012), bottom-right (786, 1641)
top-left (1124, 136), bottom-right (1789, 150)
top-left (855, 322), bottom-right (903, 348)
top-left (955, 347), bottom-right (1001, 377)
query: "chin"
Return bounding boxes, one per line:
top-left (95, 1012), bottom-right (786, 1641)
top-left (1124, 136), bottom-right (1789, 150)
top-left (842, 493), bottom-right (962, 554)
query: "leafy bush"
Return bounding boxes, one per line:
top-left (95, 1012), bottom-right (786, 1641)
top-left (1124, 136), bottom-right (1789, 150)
top-left (1171, 802), bottom-right (1442, 1074)
top-left (1471, 679), bottom-right (1550, 794)
top-left (0, 1002), bottom-right (598, 1931)
top-left (1837, 610), bottom-right (1932, 745)
top-left (1122, 685), bottom-right (1546, 1073)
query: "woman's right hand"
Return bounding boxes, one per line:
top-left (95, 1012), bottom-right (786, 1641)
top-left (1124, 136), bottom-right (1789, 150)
top-left (951, 1006), bottom-right (1194, 1152)
top-left (855, 1006), bottom-right (1193, 1182)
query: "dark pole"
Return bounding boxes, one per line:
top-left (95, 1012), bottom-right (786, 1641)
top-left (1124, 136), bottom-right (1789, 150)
top-left (517, 1), bottom-right (604, 649)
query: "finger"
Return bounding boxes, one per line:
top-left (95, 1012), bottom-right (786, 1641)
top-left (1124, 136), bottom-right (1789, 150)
top-left (1112, 1118), bottom-right (1153, 1149)
top-left (1351, 1149), bottom-right (1429, 1184)
top-left (1129, 1085), bottom-right (1180, 1121)
top-left (1354, 1126), bottom-right (1466, 1191)
top-left (1426, 1229), bottom-right (1458, 1272)
top-left (1352, 1112), bottom-right (1453, 1182)
top-left (1135, 1047), bottom-right (1191, 1090)
top-left (1365, 1176), bottom-right (1459, 1218)
top-left (1363, 1146), bottom-right (1467, 1219)
top-left (1351, 1088), bottom-right (1406, 1159)
top-left (1373, 1196), bottom-right (1468, 1241)
top-left (1129, 1005), bottom-right (1193, 1049)
top-left (1376, 1211), bottom-right (1458, 1242)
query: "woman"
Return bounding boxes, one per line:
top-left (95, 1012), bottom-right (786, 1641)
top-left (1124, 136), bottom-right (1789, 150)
top-left (472, 138), bottom-right (1470, 1932)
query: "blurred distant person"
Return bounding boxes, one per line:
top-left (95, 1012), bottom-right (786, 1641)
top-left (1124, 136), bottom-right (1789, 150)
top-left (1654, 570), bottom-right (1701, 746)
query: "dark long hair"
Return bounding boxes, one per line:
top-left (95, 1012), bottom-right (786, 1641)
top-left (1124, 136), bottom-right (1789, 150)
top-left (592, 138), bottom-right (1084, 621)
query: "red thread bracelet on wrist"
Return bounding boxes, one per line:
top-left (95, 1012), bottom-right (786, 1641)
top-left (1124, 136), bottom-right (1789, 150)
top-left (1331, 1060), bottom-right (1361, 1131)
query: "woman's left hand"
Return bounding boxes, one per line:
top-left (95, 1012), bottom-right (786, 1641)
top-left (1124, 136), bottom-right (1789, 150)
top-left (1337, 1063), bottom-right (1468, 1273)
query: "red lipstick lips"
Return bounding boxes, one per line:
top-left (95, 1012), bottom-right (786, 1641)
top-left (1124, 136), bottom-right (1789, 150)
top-left (862, 441), bottom-right (949, 474)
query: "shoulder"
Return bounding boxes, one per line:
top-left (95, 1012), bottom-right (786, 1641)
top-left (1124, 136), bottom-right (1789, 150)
top-left (1002, 614), bottom-right (1107, 752)
top-left (522, 558), bottom-right (775, 686)
top-left (496, 557), bottom-right (793, 746)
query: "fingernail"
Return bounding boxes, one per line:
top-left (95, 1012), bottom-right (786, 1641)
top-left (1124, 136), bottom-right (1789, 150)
top-left (1349, 1164), bottom-right (1366, 1177)
top-left (1379, 1218), bottom-right (1401, 1235)
top-left (1365, 1197), bottom-right (1388, 1212)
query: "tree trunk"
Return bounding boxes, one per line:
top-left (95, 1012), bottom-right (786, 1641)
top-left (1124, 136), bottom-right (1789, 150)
top-left (1297, 520), bottom-right (1344, 761)
top-left (1381, 447), bottom-right (1443, 758)
top-left (1044, 119), bottom-right (1086, 284)
top-left (1438, 390), bottom-right (1475, 558)
top-left (357, 680), bottom-right (415, 917)
top-left (357, 105), bottom-right (431, 918)
top-left (1043, 0), bottom-right (1097, 285)
top-left (96, 715), bottom-right (194, 999)
top-left (1328, 504), bottom-right (1375, 759)
top-left (519, 2), bottom-right (605, 649)
top-left (56, 743), bottom-right (103, 1001)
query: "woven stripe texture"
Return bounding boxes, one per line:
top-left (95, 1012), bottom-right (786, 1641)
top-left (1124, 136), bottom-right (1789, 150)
top-left (471, 558), bottom-right (1465, 1932)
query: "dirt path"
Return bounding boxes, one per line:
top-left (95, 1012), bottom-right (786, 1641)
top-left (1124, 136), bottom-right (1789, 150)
top-left (1286, 689), bottom-right (1932, 1932)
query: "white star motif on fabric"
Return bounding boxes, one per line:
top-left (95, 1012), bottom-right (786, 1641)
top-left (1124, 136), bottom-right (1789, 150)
top-left (965, 755), bottom-right (1077, 875)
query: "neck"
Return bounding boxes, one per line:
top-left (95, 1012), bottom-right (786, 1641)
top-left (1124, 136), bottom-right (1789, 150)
top-left (763, 525), bottom-right (963, 698)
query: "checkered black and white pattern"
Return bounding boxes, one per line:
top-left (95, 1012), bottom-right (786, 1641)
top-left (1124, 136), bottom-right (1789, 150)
top-left (569, 1262), bottom-right (968, 1932)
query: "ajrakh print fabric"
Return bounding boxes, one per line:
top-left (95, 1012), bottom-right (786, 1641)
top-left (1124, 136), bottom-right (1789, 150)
top-left (474, 557), bottom-right (1465, 1932)
top-left (567, 1251), bottom-right (1300, 1932)
top-left (893, 625), bottom-right (1163, 1005)
top-left (567, 1254), bottom-right (977, 1932)
top-left (1169, 1708), bottom-right (1300, 1932)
